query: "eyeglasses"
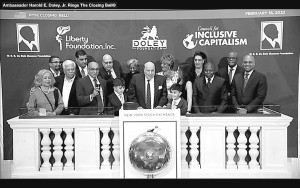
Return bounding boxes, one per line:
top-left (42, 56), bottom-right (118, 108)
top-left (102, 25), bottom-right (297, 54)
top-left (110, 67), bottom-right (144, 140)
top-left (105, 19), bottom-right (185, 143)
top-left (227, 57), bottom-right (237, 60)
top-left (51, 61), bottom-right (60, 63)
top-left (103, 61), bottom-right (113, 64)
top-left (89, 68), bottom-right (100, 71)
top-left (115, 86), bottom-right (125, 89)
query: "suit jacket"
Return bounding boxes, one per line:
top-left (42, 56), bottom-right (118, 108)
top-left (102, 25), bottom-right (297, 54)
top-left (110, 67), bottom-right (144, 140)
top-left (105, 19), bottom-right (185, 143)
top-left (107, 92), bottom-right (129, 116)
top-left (54, 75), bottom-right (80, 115)
top-left (193, 75), bottom-right (228, 113)
top-left (76, 75), bottom-right (107, 115)
top-left (261, 38), bottom-right (280, 49)
top-left (215, 65), bottom-right (244, 105)
top-left (75, 55), bottom-right (96, 78)
top-left (75, 65), bottom-right (86, 78)
top-left (127, 73), bottom-right (168, 109)
top-left (98, 60), bottom-right (124, 96)
top-left (19, 40), bottom-right (37, 51)
top-left (231, 70), bottom-right (268, 113)
top-left (170, 98), bottom-right (188, 115)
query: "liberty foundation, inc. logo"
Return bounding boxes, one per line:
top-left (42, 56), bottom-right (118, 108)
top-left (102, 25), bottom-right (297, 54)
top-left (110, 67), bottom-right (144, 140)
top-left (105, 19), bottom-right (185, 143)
top-left (56, 26), bottom-right (71, 50)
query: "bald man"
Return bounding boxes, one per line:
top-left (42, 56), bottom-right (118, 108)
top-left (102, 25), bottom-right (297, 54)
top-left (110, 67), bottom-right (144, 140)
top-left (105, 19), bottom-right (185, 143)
top-left (193, 62), bottom-right (228, 114)
top-left (99, 53), bottom-right (124, 95)
top-left (215, 51), bottom-right (245, 112)
top-left (231, 54), bottom-right (268, 114)
top-left (76, 61), bottom-right (107, 115)
top-left (127, 61), bottom-right (168, 109)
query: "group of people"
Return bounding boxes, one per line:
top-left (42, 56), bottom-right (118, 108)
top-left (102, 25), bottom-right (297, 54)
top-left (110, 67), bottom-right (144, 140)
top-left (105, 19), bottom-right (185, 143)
top-left (26, 49), bottom-right (268, 117)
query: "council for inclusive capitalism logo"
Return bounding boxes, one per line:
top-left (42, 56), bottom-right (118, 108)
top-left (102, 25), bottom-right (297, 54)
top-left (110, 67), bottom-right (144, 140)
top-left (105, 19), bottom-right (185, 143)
top-left (183, 25), bottom-right (248, 49)
top-left (132, 25), bottom-right (167, 50)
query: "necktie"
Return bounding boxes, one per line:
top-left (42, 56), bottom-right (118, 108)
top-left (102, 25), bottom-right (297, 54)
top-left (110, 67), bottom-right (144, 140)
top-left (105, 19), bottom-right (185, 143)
top-left (93, 78), bottom-right (103, 114)
top-left (80, 68), bottom-right (85, 77)
top-left (146, 80), bottom-right (151, 109)
top-left (207, 77), bottom-right (212, 88)
top-left (243, 73), bottom-right (249, 91)
top-left (229, 68), bottom-right (234, 84)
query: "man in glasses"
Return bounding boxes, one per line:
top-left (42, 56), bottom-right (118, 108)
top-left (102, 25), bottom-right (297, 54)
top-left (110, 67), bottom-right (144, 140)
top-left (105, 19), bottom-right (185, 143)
top-left (49, 55), bottom-right (63, 78)
top-left (76, 61), bottom-right (107, 115)
top-left (99, 53), bottom-right (124, 96)
top-left (216, 51), bottom-right (244, 113)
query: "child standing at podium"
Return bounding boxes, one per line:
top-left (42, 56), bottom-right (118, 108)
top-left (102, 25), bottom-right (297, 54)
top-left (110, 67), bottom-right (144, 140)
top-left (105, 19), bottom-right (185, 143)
top-left (167, 83), bottom-right (188, 115)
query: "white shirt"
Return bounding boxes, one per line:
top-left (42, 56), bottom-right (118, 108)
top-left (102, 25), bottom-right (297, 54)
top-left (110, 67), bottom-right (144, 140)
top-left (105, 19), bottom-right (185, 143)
top-left (110, 68), bottom-right (117, 79)
top-left (244, 69), bottom-right (254, 78)
top-left (62, 76), bottom-right (75, 108)
top-left (50, 68), bottom-right (61, 77)
top-left (145, 77), bottom-right (154, 109)
top-left (114, 91), bottom-right (125, 109)
top-left (205, 75), bottom-right (215, 84)
top-left (228, 65), bottom-right (237, 84)
top-left (79, 66), bottom-right (88, 77)
top-left (88, 75), bottom-right (103, 103)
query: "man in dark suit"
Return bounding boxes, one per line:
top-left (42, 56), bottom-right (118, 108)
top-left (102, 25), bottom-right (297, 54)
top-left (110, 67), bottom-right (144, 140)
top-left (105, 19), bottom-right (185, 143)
top-left (127, 61), bottom-right (168, 109)
top-left (193, 62), bottom-right (227, 114)
top-left (107, 78), bottom-right (128, 116)
top-left (216, 51), bottom-right (245, 113)
top-left (54, 60), bottom-right (80, 115)
top-left (76, 61), bottom-right (107, 115)
top-left (74, 50), bottom-right (88, 78)
top-left (231, 54), bottom-right (268, 114)
top-left (49, 55), bottom-right (64, 78)
top-left (99, 54), bottom-right (124, 96)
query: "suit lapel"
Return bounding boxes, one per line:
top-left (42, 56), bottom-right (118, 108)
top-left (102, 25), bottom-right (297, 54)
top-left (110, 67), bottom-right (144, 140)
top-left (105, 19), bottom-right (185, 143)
top-left (141, 75), bottom-right (146, 102)
top-left (154, 75), bottom-right (160, 103)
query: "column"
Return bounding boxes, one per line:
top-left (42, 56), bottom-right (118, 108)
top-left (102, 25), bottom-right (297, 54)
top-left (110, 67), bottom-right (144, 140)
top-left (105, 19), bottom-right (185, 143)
top-left (226, 127), bottom-right (237, 169)
top-left (40, 128), bottom-right (52, 171)
top-left (63, 128), bottom-right (74, 170)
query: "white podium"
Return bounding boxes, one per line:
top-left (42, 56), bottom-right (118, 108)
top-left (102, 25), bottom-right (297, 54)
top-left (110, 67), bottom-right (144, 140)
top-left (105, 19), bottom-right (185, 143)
top-left (119, 109), bottom-right (181, 179)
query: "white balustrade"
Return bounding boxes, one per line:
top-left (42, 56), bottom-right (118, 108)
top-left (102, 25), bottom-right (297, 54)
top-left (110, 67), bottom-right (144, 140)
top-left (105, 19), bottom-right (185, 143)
top-left (237, 127), bottom-right (249, 169)
top-left (51, 128), bottom-right (63, 171)
top-left (63, 128), bottom-right (74, 170)
top-left (226, 127), bottom-right (237, 169)
top-left (189, 127), bottom-right (200, 169)
top-left (40, 128), bottom-right (52, 171)
top-left (111, 128), bottom-right (120, 169)
top-left (181, 127), bottom-right (189, 168)
top-left (249, 127), bottom-right (260, 169)
top-left (101, 128), bottom-right (111, 170)
top-left (7, 111), bottom-right (293, 178)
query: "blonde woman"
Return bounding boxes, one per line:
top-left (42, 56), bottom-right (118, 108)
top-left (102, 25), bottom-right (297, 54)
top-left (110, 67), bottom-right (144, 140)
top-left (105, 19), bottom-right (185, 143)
top-left (156, 54), bottom-right (179, 101)
top-left (27, 69), bottom-right (64, 116)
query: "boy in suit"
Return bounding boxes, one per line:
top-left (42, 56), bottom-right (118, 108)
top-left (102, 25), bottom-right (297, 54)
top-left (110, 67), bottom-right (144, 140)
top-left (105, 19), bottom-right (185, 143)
top-left (107, 78), bottom-right (128, 116)
top-left (168, 83), bottom-right (188, 115)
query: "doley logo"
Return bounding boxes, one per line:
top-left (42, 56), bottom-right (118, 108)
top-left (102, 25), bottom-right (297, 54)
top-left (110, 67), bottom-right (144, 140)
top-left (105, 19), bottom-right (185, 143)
top-left (132, 25), bottom-right (167, 50)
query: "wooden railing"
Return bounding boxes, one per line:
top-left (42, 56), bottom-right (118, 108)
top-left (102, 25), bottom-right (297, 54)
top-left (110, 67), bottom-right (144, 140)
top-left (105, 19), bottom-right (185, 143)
top-left (7, 109), bottom-right (293, 178)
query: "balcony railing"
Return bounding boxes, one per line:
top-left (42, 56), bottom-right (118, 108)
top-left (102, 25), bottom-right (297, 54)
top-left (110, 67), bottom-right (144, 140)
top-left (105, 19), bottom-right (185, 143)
top-left (7, 105), bottom-right (293, 178)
